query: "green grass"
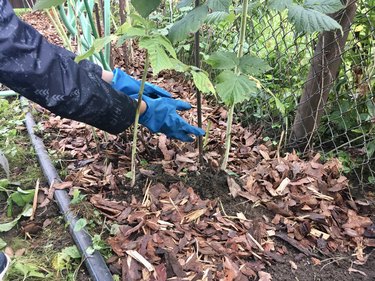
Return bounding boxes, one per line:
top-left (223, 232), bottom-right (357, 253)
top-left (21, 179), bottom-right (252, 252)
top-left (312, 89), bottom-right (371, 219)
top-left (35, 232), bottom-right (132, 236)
top-left (14, 8), bottom-right (32, 17)
top-left (0, 98), bottom-right (43, 186)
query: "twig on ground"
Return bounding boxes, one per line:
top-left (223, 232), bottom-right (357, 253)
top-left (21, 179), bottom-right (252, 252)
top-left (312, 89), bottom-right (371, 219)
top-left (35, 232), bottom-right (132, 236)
top-left (275, 232), bottom-right (321, 258)
top-left (31, 178), bottom-right (40, 221)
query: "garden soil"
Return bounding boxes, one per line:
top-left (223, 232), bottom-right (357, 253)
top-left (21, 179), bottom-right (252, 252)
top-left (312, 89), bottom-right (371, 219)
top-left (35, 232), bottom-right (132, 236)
top-left (18, 11), bottom-right (375, 281)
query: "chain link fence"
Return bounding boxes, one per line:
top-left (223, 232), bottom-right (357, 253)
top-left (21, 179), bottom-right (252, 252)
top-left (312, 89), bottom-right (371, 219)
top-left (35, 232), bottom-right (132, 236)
top-left (199, 0), bottom-right (374, 188)
top-left (255, 0), bottom-right (374, 188)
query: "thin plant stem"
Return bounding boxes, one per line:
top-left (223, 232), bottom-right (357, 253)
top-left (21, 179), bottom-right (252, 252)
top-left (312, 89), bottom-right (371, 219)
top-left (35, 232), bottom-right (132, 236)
top-left (221, 105), bottom-right (235, 170)
top-left (52, 7), bottom-right (73, 51)
top-left (131, 53), bottom-right (150, 187)
top-left (83, 0), bottom-right (109, 70)
top-left (91, 127), bottom-right (100, 152)
top-left (46, 9), bottom-right (72, 51)
top-left (103, 0), bottom-right (111, 66)
top-left (221, 0), bottom-right (249, 171)
top-left (194, 0), bottom-right (204, 164)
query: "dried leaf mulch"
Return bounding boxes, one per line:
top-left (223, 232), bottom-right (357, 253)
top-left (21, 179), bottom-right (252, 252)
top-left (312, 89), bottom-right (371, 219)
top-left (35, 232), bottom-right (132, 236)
top-left (22, 11), bottom-right (375, 281)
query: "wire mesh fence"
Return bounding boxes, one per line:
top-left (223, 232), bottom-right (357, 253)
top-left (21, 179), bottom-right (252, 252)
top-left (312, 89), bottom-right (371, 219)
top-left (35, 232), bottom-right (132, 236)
top-left (198, 0), bottom-right (374, 188)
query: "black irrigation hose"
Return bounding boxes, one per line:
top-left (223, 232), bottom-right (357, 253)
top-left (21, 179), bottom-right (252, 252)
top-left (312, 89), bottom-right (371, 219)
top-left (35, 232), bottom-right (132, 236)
top-left (22, 98), bottom-right (114, 281)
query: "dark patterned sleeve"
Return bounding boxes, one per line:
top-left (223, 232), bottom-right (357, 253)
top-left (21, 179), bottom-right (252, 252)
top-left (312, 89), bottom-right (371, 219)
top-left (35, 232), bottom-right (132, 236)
top-left (0, 0), bottom-right (137, 134)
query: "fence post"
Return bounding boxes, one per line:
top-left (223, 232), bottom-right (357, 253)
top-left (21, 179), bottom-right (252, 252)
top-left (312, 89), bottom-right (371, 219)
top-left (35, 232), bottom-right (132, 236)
top-left (289, 0), bottom-right (358, 152)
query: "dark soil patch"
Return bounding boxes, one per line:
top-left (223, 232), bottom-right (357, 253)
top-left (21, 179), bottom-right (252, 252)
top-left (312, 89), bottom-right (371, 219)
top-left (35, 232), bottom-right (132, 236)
top-left (268, 242), bottom-right (375, 281)
top-left (185, 167), bottom-right (272, 219)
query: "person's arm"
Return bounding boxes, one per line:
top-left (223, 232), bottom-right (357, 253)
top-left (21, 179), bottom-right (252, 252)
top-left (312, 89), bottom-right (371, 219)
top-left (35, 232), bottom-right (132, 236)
top-left (0, 0), bottom-right (137, 134)
top-left (101, 70), bottom-right (147, 114)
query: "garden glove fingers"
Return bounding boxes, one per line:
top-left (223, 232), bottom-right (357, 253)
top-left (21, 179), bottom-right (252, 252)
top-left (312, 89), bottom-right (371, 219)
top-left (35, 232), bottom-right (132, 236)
top-left (129, 95), bottom-right (205, 142)
top-left (171, 99), bottom-right (192, 111)
top-left (112, 68), bottom-right (172, 98)
top-left (168, 119), bottom-right (206, 142)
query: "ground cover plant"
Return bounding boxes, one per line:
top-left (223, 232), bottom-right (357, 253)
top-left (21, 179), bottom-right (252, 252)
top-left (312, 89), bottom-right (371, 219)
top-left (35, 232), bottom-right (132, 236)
top-left (1, 0), bottom-right (375, 280)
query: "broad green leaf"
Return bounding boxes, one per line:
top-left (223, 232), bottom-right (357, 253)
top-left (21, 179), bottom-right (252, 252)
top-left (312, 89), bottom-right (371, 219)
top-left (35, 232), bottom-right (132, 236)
top-left (0, 205), bottom-right (33, 232)
top-left (154, 36), bottom-right (177, 59)
top-left (61, 246), bottom-right (81, 259)
top-left (8, 188), bottom-right (34, 207)
top-left (177, 0), bottom-right (194, 9)
top-left (75, 35), bottom-right (115, 63)
top-left (288, 4), bottom-right (342, 33)
top-left (239, 55), bottom-right (271, 75)
top-left (273, 95), bottom-right (286, 116)
top-left (0, 238), bottom-right (6, 249)
top-left (139, 37), bottom-right (176, 74)
top-left (171, 59), bottom-right (190, 73)
top-left (0, 179), bottom-right (9, 188)
top-left (367, 141), bottom-right (375, 159)
top-left (168, 5), bottom-right (209, 43)
top-left (86, 246), bottom-right (95, 255)
top-left (366, 100), bottom-right (375, 117)
top-left (206, 51), bottom-right (239, 70)
top-left (74, 218), bottom-right (88, 232)
top-left (14, 262), bottom-right (46, 278)
top-left (191, 71), bottom-right (216, 94)
top-left (144, 47), bottom-right (174, 74)
top-left (131, 0), bottom-right (161, 18)
top-left (130, 13), bottom-right (156, 30)
top-left (268, 0), bottom-right (293, 11)
top-left (304, 0), bottom-right (345, 14)
top-left (0, 218), bottom-right (19, 232)
top-left (207, 0), bottom-right (231, 12)
top-left (216, 71), bottom-right (258, 105)
top-left (116, 22), bottom-right (146, 37)
top-left (33, 0), bottom-right (65, 10)
top-left (116, 27), bottom-right (147, 46)
top-left (205, 11), bottom-right (231, 24)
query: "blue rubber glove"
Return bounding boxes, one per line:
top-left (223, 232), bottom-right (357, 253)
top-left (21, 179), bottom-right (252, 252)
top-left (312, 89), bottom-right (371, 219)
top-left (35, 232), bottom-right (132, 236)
top-left (131, 95), bottom-right (205, 142)
top-left (112, 68), bottom-right (171, 98)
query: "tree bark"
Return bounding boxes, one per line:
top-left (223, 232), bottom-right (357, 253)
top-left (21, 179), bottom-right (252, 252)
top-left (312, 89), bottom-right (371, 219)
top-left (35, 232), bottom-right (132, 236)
top-left (289, 0), bottom-right (357, 152)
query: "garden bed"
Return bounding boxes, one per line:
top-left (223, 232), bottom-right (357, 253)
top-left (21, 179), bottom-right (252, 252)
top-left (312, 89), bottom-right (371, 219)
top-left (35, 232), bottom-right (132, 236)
top-left (5, 11), bottom-right (375, 281)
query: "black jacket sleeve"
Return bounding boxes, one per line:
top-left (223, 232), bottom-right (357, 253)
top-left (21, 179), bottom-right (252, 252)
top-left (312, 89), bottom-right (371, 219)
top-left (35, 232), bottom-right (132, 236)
top-left (0, 0), bottom-right (137, 134)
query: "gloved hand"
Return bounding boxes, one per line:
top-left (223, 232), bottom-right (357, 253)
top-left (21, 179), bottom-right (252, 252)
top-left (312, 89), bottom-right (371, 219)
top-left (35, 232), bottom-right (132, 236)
top-left (130, 94), bottom-right (205, 142)
top-left (112, 68), bottom-right (171, 98)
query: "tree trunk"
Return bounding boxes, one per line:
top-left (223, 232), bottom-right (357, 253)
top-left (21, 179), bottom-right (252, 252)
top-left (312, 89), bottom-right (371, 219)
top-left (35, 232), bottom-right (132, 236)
top-left (289, 0), bottom-right (357, 152)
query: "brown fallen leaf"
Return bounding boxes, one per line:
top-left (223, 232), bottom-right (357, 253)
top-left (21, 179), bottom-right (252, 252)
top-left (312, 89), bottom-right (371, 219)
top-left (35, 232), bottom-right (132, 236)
top-left (158, 135), bottom-right (174, 161)
top-left (343, 210), bottom-right (373, 229)
top-left (224, 256), bottom-right (240, 280)
top-left (227, 177), bottom-right (241, 198)
top-left (53, 181), bottom-right (73, 190)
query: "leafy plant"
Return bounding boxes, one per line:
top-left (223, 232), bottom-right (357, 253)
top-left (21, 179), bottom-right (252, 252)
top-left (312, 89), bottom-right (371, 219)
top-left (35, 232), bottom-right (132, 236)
top-left (269, 0), bottom-right (344, 33)
top-left (0, 179), bottom-right (35, 217)
top-left (169, 0), bottom-right (344, 170)
top-left (70, 189), bottom-right (87, 205)
top-left (52, 245), bottom-right (81, 278)
top-left (12, 260), bottom-right (49, 279)
top-left (0, 204), bottom-right (33, 232)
